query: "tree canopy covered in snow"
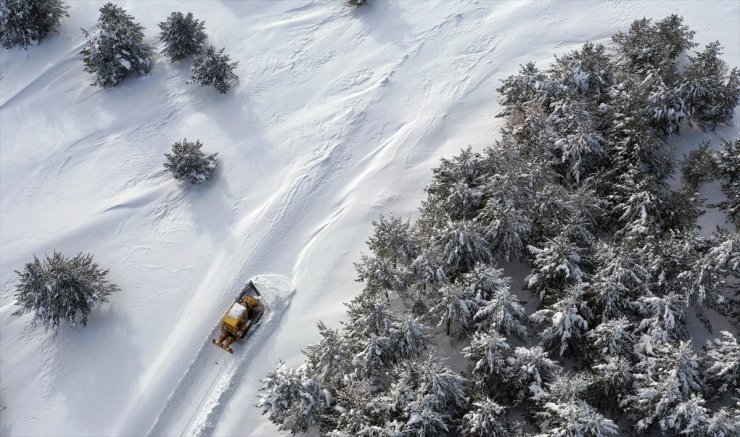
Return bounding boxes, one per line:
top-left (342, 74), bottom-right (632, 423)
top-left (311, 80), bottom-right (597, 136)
top-left (80, 2), bottom-right (153, 88)
top-left (0, 0), bottom-right (68, 49)
top-left (12, 252), bottom-right (120, 331)
top-left (258, 15), bottom-right (740, 435)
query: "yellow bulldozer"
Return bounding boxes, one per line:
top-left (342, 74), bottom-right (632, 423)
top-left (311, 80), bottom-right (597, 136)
top-left (212, 281), bottom-right (265, 353)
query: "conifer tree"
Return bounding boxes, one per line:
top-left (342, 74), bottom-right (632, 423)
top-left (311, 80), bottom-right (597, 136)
top-left (257, 362), bottom-right (332, 434)
top-left (460, 399), bottom-right (510, 437)
top-left (190, 45), bottom-right (238, 93)
top-left (163, 138), bottom-right (217, 184)
top-left (683, 42), bottom-right (740, 131)
top-left (505, 346), bottom-right (560, 403)
top-left (530, 283), bottom-right (590, 357)
top-left (623, 341), bottom-right (704, 433)
top-left (12, 251), bottom-right (119, 331)
top-left (536, 399), bottom-right (618, 436)
top-left (463, 331), bottom-right (510, 395)
top-left (81, 2), bottom-right (152, 88)
top-left (0, 0), bottom-right (68, 48)
top-left (703, 331), bottom-right (739, 396)
top-left (158, 11), bottom-right (206, 61)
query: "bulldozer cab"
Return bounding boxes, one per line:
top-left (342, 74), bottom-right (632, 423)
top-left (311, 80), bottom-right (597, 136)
top-left (223, 302), bottom-right (248, 335)
top-left (213, 280), bottom-right (265, 353)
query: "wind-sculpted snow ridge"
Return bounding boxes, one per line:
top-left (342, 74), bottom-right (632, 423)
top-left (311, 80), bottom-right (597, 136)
top-left (147, 274), bottom-right (294, 437)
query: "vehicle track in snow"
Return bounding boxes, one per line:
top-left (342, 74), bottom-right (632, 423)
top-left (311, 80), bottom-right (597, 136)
top-left (145, 275), bottom-right (294, 437)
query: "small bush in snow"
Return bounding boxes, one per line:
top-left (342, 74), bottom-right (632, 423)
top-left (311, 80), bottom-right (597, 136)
top-left (347, 0), bottom-right (368, 7)
top-left (190, 45), bottom-right (238, 94)
top-left (164, 138), bottom-right (217, 184)
top-left (12, 252), bottom-right (120, 331)
top-left (158, 11), bottom-right (206, 62)
top-left (0, 0), bottom-right (68, 49)
top-left (81, 2), bottom-right (153, 88)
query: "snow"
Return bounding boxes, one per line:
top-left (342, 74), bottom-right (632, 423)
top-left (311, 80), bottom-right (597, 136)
top-left (227, 302), bottom-right (247, 319)
top-left (0, 1), bottom-right (738, 436)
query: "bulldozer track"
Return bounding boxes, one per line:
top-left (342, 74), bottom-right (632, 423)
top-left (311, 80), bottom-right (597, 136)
top-left (146, 276), bottom-right (294, 437)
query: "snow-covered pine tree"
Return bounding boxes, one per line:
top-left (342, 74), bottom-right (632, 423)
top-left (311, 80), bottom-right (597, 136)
top-left (535, 399), bottom-right (618, 437)
top-left (366, 215), bottom-right (418, 268)
top-left (163, 138), bottom-right (217, 184)
top-left (589, 241), bottom-right (648, 321)
top-left (433, 281), bottom-right (476, 339)
top-left (435, 219), bottom-right (491, 276)
top-left (681, 142), bottom-right (718, 190)
top-left (587, 317), bottom-right (636, 358)
top-left (545, 95), bottom-right (605, 184)
top-left (590, 355), bottom-right (633, 412)
top-left (389, 359), bottom-right (468, 436)
top-left (388, 316), bottom-right (432, 362)
top-left (463, 331), bottom-right (510, 396)
top-left (424, 147), bottom-right (488, 222)
top-left (303, 321), bottom-right (351, 389)
top-left (12, 251), bottom-right (119, 331)
top-left (347, 0), bottom-right (368, 7)
top-left (354, 253), bottom-right (407, 299)
top-left (703, 331), bottom-right (739, 396)
top-left (683, 42), bottom-right (740, 131)
top-left (505, 346), bottom-right (561, 403)
top-left (661, 394), bottom-right (710, 435)
top-left (190, 45), bottom-right (238, 93)
top-left (623, 341), bottom-right (704, 433)
top-left (530, 282), bottom-right (590, 357)
top-left (713, 138), bottom-right (740, 226)
top-left (257, 361), bottom-right (333, 434)
top-left (525, 234), bottom-right (585, 302)
top-left (612, 14), bottom-right (696, 77)
top-left (472, 275), bottom-right (527, 338)
top-left (80, 2), bottom-right (153, 88)
top-left (705, 407), bottom-right (740, 437)
top-left (0, 0), bottom-right (68, 48)
top-left (460, 399), bottom-right (510, 437)
top-left (158, 11), bottom-right (207, 62)
top-left (633, 292), bottom-right (688, 349)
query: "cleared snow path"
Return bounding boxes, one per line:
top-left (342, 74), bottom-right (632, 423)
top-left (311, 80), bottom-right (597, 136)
top-left (1, 1), bottom-right (738, 436)
top-left (146, 275), bottom-right (294, 437)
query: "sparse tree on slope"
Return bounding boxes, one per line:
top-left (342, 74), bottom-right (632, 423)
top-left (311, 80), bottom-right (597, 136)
top-left (164, 138), bottom-right (217, 184)
top-left (12, 251), bottom-right (119, 331)
top-left (158, 11), bottom-right (206, 61)
top-left (0, 0), bottom-right (68, 48)
top-left (190, 45), bottom-right (238, 93)
top-left (81, 2), bottom-right (152, 88)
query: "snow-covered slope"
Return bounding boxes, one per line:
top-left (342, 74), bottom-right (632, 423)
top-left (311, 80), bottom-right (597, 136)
top-left (1, 1), bottom-right (738, 436)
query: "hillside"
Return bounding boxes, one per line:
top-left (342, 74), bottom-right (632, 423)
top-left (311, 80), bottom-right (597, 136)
top-left (1, 1), bottom-right (738, 436)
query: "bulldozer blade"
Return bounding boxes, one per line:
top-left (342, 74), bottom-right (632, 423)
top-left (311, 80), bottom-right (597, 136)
top-left (212, 339), bottom-right (234, 353)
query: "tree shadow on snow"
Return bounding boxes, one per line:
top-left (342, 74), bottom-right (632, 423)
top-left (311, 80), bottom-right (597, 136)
top-left (355, 0), bottom-right (413, 46)
top-left (48, 308), bottom-right (142, 434)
